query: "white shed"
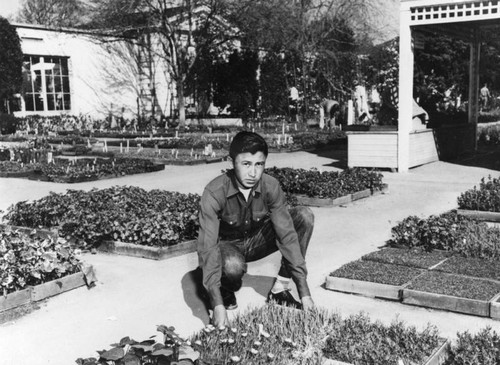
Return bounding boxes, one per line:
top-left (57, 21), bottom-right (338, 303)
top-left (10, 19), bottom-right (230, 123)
top-left (348, 0), bottom-right (499, 172)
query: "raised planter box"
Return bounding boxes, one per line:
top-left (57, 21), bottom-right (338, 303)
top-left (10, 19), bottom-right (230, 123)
top-left (403, 271), bottom-right (500, 317)
top-left (456, 209), bottom-right (500, 222)
top-left (322, 339), bottom-right (449, 365)
top-left (98, 239), bottom-right (197, 260)
top-left (362, 247), bottom-right (450, 270)
top-left (0, 269), bottom-right (93, 314)
top-left (294, 184), bottom-right (388, 208)
top-left (326, 260), bottom-right (424, 301)
top-left (0, 170), bottom-right (36, 178)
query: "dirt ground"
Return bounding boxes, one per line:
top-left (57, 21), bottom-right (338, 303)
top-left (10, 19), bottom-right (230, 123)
top-left (1, 147), bottom-right (500, 364)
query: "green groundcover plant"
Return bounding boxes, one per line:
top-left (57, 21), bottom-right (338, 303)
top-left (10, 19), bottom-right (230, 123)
top-left (80, 305), bottom-right (440, 365)
top-left (457, 175), bottom-right (500, 212)
top-left (0, 226), bottom-right (81, 295)
top-left (387, 212), bottom-right (500, 259)
top-left (361, 247), bottom-right (450, 269)
top-left (266, 167), bottom-right (384, 199)
top-left (4, 186), bottom-right (201, 249)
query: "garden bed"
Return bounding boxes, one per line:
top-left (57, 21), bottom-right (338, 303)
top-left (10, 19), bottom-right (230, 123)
top-left (0, 223), bottom-right (58, 240)
top-left (326, 260), bottom-right (424, 300)
top-left (432, 255), bottom-right (500, 281)
top-left (98, 239), bottom-right (197, 260)
top-left (362, 247), bottom-right (450, 269)
top-left (403, 271), bottom-right (500, 317)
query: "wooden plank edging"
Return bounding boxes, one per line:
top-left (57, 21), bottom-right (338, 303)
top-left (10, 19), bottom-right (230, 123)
top-left (294, 184), bottom-right (388, 208)
top-left (488, 292), bottom-right (500, 320)
top-left (98, 239), bottom-right (197, 260)
top-left (324, 276), bottom-right (402, 300)
top-left (402, 289), bottom-right (491, 317)
top-left (0, 269), bottom-right (93, 313)
top-left (456, 209), bottom-right (500, 222)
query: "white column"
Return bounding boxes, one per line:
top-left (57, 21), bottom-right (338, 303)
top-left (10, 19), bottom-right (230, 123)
top-left (397, 4), bottom-right (414, 172)
top-left (469, 30), bottom-right (480, 151)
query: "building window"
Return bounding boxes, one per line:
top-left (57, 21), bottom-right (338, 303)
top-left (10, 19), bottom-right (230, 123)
top-left (23, 55), bottom-right (71, 112)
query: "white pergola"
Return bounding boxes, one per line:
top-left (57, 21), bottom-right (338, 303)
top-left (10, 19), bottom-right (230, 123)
top-left (398, 0), bottom-right (500, 172)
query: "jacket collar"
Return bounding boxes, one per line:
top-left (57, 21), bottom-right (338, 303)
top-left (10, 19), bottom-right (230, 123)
top-left (226, 169), bottom-right (262, 198)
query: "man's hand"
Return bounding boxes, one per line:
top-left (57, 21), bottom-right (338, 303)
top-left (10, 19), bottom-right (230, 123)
top-left (212, 304), bottom-right (229, 328)
top-left (301, 296), bottom-right (315, 311)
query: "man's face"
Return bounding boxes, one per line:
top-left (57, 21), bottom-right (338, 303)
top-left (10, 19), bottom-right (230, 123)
top-left (233, 152), bottom-right (266, 189)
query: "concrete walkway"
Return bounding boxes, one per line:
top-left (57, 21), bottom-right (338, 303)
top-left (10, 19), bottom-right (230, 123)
top-left (0, 150), bottom-right (499, 364)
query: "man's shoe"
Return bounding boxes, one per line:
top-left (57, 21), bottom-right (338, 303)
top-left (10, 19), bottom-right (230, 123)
top-left (267, 289), bottom-right (302, 309)
top-left (221, 287), bottom-right (238, 310)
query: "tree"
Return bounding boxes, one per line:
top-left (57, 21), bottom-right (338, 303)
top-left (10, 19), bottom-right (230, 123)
top-left (225, 0), bottom-right (385, 120)
top-left (0, 16), bottom-right (23, 113)
top-left (87, 0), bottom-right (237, 126)
top-left (17, 0), bottom-right (89, 27)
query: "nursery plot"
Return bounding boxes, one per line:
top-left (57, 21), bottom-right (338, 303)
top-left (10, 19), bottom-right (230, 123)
top-left (432, 255), bottom-right (500, 281)
top-left (326, 260), bottom-right (425, 300)
top-left (362, 247), bottom-right (450, 269)
top-left (403, 271), bottom-right (500, 317)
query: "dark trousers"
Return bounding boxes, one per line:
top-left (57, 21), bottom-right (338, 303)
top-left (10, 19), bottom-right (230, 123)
top-left (219, 206), bottom-right (314, 293)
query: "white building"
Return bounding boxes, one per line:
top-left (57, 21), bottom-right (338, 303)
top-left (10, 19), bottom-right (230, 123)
top-left (12, 22), bottom-right (173, 120)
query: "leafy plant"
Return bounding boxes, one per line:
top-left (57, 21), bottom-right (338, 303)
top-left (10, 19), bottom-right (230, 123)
top-left (75, 325), bottom-right (199, 365)
top-left (0, 226), bottom-right (81, 295)
top-left (457, 175), bottom-right (500, 212)
top-left (4, 187), bottom-right (201, 249)
top-left (447, 327), bottom-right (500, 365)
top-left (266, 167), bottom-right (383, 199)
top-left (387, 212), bottom-right (482, 252)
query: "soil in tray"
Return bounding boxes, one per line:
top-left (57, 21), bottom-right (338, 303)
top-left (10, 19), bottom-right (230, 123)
top-left (406, 271), bottom-right (500, 301)
top-left (330, 260), bottom-right (424, 286)
top-left (362, 247), bottom-right (450, 269)
top-left (433, 255), bottom-right (500, 281)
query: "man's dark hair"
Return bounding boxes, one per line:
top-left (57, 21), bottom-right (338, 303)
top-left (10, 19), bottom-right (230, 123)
top-left (229, 131), bottom-right (268, 160)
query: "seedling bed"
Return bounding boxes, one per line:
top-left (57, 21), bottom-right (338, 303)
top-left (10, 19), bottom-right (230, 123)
top-left (295, 183), bottom-right (388, 208)
top-left (362, 247), bottom-right (450, 269)
top-left (326, 260), bottom-right (424, 300)
top-left (98, 239), bottom-right (197, 260)
top-left (432, 255), bottom-right (500, 281)
top-left (403, 271), bottom-right (500, 317)
top-left (322, 339), bottom-right (449, 365)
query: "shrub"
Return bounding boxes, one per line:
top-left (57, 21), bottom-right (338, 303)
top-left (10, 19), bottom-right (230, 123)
top-left (457, 175), bottom-right (500, 212)
top-left (387, 212), bottom-right (500, 259)
top-left (0, 113), bottom-right (20, 134)
top-left (447, 327), bottom-right (500, 365)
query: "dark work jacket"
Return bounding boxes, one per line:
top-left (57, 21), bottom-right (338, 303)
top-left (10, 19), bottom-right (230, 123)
top-left (197, 170), bottom-right (310, 308)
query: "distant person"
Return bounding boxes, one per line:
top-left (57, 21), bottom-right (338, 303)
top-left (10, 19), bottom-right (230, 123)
top-left (319, 99), bottom-right (340, 129)
top-left (197, 131), bottom-right (315, 328)
top-left (480, 83), bottom-right (491, 110)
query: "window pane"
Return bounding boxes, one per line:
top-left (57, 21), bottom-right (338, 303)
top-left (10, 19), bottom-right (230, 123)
top-left (63, 94), bottom-right (71, 110)
top-left (47, 93), bottom-right (56, 111)
top-left (54, 76), bottom-right (62, 93)
top-left (25, 93), bottom-right (34, 111)
top-left (46, 74), bottom-right (55, 93)
top-left (62, 76), bottom-right (70, 92)
top-left (61, 58), bottom-right (68, 75)
top-left (34, 93), bottom-right (44, 111)
top-left (34, 70), bottom-right (42, 92)
top-left (55, 93), bottom-right (64, 110)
